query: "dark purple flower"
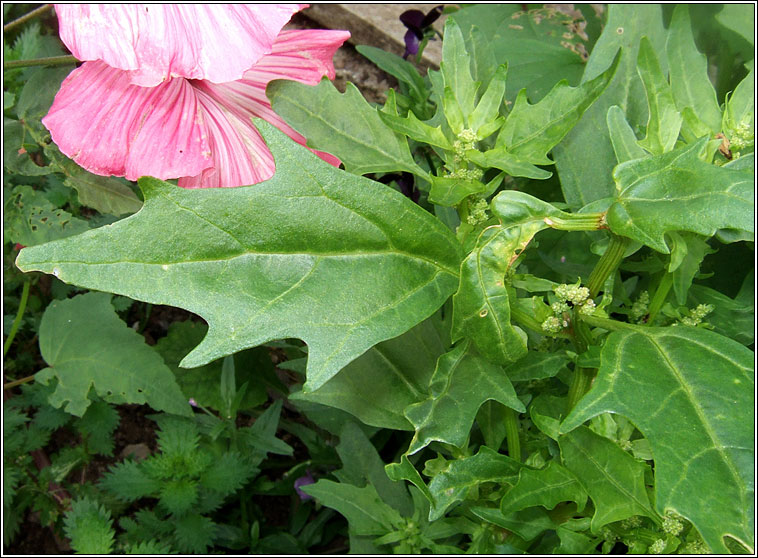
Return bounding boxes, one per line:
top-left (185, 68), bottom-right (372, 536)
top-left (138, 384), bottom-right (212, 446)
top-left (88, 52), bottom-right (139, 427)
top-left (400, 5), bottom-right (443, 60)
top-left (294, 470), bottom-right (315, 501)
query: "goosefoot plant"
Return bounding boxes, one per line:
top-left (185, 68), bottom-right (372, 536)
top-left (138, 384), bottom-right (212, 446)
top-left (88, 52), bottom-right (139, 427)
top-left (7, 3), bottom-right (754, 554)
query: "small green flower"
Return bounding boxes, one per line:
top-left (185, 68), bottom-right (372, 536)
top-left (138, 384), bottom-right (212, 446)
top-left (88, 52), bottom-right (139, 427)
top-left (458, 128), bottom-right (478, 144)
top-left (679, 303), bottom-right (714, 326)
top-left (466, 197), bottom-right (489, 226)
top-left (541, 316), bottom-right (563, 334)
top-left (554, 282), bottom-right (590, 305)
top-left (578, 299), bottom-right (596, 315)
top-left (662, 512), bottom-right (684, 536)
top-left (551, 301), bottom-right (570, 314)
top-left (649, 538), bottom-right (666, 554)
top-left (630, 291), bottom-right (650, 322)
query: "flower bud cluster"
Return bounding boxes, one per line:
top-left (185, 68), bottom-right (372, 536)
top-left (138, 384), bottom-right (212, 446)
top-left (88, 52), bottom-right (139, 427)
top-left (629, 291), bottom-right (649, 323)
top-left (679, 303), bottom-right (714, 327)
top-left (620, 516), bottom-right (642, 530)
top-left (662, 512), bottom-right (684, 537)
top-left (466, 197), bottom-right (489, 226)
top-left (448, 167), bottom-right (484, 182)
top-left (729, 120), bottom-right (754, 152)
top-left (649, 538), bottom-right (666, 554)
top-left (554, 283), bottom-right (590, 305)
top-left (541, 282), bottom-right (596, 333)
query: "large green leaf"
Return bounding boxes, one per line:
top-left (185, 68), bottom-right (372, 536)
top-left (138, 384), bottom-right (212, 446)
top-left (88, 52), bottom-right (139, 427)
top-left (500, 462), bottom-right (588, 516)
top-left (4, 185), bottom-right (89, 247)
top-left (267, 79), bottom-right (425, 176)
top-left (665, 5), bottom-right (722, 134)
top-left (715, 4), bottom-right (755, 48)
top-left (290, 316), bottom-right (446, 430)
top-left (561, 327), bottom-right (754, 553)
top-left (44, 146), bottom-right (142, 217)
top-left (635, 37), bottom-right (682, 155)
top-left (301, 480), bottom-right (403, 536)
top-left (427, 446), bottom-right (521, 521)
top-left (452, 191), bottom-right (563, 364)
top-left (559, 426), bottom-right (658, 532)
top-left (35, 293), bottom-right (191, 417)
top-left (404, 341), bottom-right (525, 455)
top-left (607, 138), bottom-right (754, 252)
top-left (17, 120), bottom-right (462, 392)
top-left (554, 5), bottom-right (667, 209)
top-left (451, 5), bottom-right (588, 102)
top-left (495, 50), bottom-right (621, 165)
top-left (688, 284), bottom-right (754, 346)
top-left (334, 422), bottom-right (412, 517)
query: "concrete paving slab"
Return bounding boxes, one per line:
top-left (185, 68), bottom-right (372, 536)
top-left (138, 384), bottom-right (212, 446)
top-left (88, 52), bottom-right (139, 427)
top-left (302, 4), bottom-right (447, 69)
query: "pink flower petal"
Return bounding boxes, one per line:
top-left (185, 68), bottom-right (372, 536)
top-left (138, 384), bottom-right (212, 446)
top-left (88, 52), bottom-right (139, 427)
top-left (54, 4), bottom-right (307, 86)
top-left (178, 29), bottom-right (350, 188)
top-left (178, 89), bottom-right (276, 189)
top-left (42, 61), bottom-right (212, 181)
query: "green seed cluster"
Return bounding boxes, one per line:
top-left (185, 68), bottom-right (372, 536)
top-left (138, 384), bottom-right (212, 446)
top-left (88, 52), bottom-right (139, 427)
top-left (448, 167), bottom-right (484, 182)
top-left (554, 283), bottom-right (590, 305)
top-left (649, 538), bottom-right (666, 554)
top-left (466, 197), bottom-right (489, 226)
top-left (629, 291), bottom-right (649, 322)
top-left (662, 513), bottom-right (684, 536)
top-left (729, 120), bottom-right (754, 152)
top-left (679, 303), bottom-right (714, 326)
top-left (541, 315), bottom-right (563, 334)
top-left (541, 282), bottom-right (596, 333)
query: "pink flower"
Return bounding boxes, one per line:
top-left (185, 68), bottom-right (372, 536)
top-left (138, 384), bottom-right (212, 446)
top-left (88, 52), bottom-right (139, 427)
top-left (43, 5), bottom-right (350, 188)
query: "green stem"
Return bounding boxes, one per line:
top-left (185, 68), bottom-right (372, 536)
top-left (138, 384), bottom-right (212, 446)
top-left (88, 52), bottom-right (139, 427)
top-left (647, 272), bottom-right (673, 324)
top-left (565, 308), bottom-right (595, 414)
top-left (587, 234), bottom-right (630, 298)
top-left (544, 212), bottom-right (606, 232)
top-left (4, 374), bottom-right (35, 390)
top-left (3, 4), bottom-right (52, 33)
top-left (579, 313), bottom-right (642, 332)
top-left (4, 54), bottom-right (77, 70)
top-left (138, 303), bottom-right (153, 334)
top-left (4, 279), bottom-right (31, 357)
top-left (510, 303), bottom-right (572, 339)
top-left (503, 407), bottom-right (521, 462)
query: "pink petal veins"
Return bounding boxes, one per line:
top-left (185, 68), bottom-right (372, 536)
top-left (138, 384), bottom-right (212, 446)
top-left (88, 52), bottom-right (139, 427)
top-left (178, 29), bottom-right (350, 188)
top-left (54, 4), bottom-right (307, 86)
top-left (42, 61), bottom-right (212, 181)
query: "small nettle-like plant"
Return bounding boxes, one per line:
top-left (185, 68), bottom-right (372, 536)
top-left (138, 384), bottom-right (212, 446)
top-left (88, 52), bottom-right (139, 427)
top-left (4, 3), bottom-right (754, 555)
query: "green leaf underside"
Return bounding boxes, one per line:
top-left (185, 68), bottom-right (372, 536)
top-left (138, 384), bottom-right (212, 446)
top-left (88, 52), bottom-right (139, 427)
top-left (17, 120), bottom-right (462, 391)
top-left (559, 426), bottom-right (658, 532)
top-left (554, 5), bottom-right (667, 209)
top-left (428, 446), bottom-right (521, 521)
top-left (496, 50), bottom-right (621, 165)
top-left (562, 327), bottom-right (754, 553)
top-left (291, 316), bottom-right (445, 431)
top-left (608, 138), bottom-right (754, 252)
top-left (404, 341), bottom-right (525, 456)
top-left (500, 461), bottom-right (588, 517)
top-left (666, 6), bottom-right (722, 134)
top-left (267, 79), bottom-right (424, 176)
top-left (302, 480), bottom-right (402, 536)
top-left (636, 36), bottom-right (682, 155)
top-left (34, 293), bottom-right (191, 417)
top-left (451, 5), bottom-right (587, 102)
top-left (452, 191), bottom-right (562, 365)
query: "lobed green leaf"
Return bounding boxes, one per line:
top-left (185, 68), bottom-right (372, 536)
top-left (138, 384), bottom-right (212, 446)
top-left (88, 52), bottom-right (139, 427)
top-left (17, 120), bottom-right (462, 392)
top-left (607, 138), bottom-right (754, 252)
top-left (562, 326), bottom-right (754, 553)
